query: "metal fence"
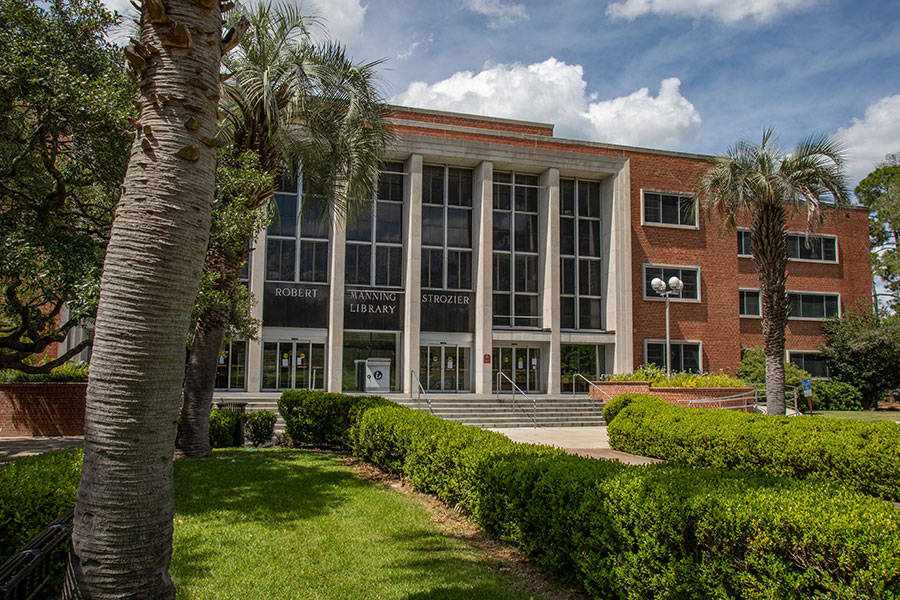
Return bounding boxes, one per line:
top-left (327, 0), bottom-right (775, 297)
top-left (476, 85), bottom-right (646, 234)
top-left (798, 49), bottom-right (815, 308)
top-left (0, 508), bottom-right (73, 600)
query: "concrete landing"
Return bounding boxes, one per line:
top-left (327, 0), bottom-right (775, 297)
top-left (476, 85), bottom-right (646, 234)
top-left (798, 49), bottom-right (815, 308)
top-left (488, 426), bottom-right (662, 466)
top-left (0, 436), bottom-right (83, 464)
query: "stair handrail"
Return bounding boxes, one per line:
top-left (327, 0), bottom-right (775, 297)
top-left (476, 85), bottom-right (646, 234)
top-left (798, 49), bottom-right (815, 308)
top-left (571, 373), bottom-right (613, 408)
top-left (495, 371), bottom-right (536, 427)
top-left (410, 370), bottom-right (432, 413)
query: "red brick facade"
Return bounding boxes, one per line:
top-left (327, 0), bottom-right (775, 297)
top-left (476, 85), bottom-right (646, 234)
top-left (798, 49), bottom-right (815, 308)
top-left (387, 107), bottom-right (872, 375)
top-left (0, 383), bottom-right (87, 437)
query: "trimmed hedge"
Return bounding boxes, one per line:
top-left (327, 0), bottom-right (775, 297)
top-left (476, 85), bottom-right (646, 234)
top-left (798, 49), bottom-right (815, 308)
top-left (209, 408), bottom-right (242, 448)
top-left (246, 411), bottom-right (277, 446)
top-left (277, 390), bottom-right (395, 447)
top-left (0, 362), bottom-right (89, 382)
top-left (348, 403), bottom-right (900, 599)
top-left (810, 379), bottom-right (864, 411)
top-left (1, 448), bottom-right (82, 599)
top-left (607, 394), bottom-right (900, 501)
top-left (601, 393), bottom-right (655, 424)
top-left (603, 364), bottom-right (747, 387)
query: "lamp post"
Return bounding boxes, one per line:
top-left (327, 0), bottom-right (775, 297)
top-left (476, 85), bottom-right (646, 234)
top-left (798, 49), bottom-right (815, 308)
top-left (651, 276), bottom-right (684, 378)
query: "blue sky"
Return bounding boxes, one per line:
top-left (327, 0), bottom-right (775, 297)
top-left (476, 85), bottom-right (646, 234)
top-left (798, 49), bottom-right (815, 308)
top-left (104, 0), bottom-right (900, 188)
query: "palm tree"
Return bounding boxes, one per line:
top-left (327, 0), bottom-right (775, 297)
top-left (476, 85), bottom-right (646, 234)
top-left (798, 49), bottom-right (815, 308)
top-left (697, 129), bottom-right (849, 414)
top-left (175, 2), bottom-right (391, 457)
top-left (64, 0), bottom-right (242, 596)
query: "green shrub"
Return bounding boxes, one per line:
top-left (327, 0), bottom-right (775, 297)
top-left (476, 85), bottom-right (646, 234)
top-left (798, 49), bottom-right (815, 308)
top-left (277, 390), bottom-right (395, 447)
top-left (245, 411), bottom-right (277, 446)
top-left (607, 394), bottom-right (900, 500)
top-left (602, 364), bottom-right (746, 387)
top-left (209, 408), bottom-right (242, 448)
top-left (602, 393), bottom-right (658, 424)
top-left (810, 379), bottom-right (864, 411)
top-left (0, 447), bottom-right (82, 599)
top-left (347, 400), bottom-right (900, 599)
top-left (0, 362), bottom-right (89, 383)
top-left (738, 348), bottom-right (810, 389)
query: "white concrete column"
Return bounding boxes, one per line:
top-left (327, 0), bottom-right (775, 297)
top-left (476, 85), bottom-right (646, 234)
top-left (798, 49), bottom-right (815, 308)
top-left (245, 225), bottom-right (267, 393)
top-left (327, 206), bottom-right (347, 392)
top-left (539, 168), bottom-right (561, 394)
top-left (402, 154), bottom-right (424, 394)
top-left (604, 161), bottom-right (633, 372)
top-left (473, 161), bottom-right (494, 394)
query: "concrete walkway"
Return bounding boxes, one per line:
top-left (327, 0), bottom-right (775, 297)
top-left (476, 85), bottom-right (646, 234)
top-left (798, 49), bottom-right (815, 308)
top-left (0, 436), bottom-right (83, 464)
top-left (488, 426), bottom-right (661, 466)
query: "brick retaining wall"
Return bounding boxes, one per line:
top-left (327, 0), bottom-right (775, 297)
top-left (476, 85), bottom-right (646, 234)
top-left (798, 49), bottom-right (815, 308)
top-left (0, 383), bottom-right (87, 437)
top-left (590, 382), bottom-right (755, 410)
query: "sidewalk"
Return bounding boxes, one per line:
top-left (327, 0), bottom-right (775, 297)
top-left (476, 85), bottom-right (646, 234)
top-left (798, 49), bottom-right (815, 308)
top-left (0, 436), bottom-right (83, 464)
top-left (488, 426), bottom-right (662, 466)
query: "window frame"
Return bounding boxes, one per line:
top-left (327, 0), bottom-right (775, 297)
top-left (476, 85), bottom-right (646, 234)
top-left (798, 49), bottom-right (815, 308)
top-left (642, 264), bottom-right (701, 303)
top-left (788, 350), bottom-right (830, 378)
top-left (560, 177), bottom-right (603, 331)
top-left (643, 339), bottom-right (703, 373)
top-left (421, 164), bottom-right (474, 292)
top-left (641, 190), bottom-right (698, 229)
top-left (737, 228), bottom-right (752, 257)
top-left (787, 290), bottom-right (841, 320)
top-left (265, 175), bottom-right (331, 284)
top-left (785, 232), bottom-right (839, 263)
top-left (739, 288), bottom-right (761, 318)
top-left (345, 162), bottom-right (406, 289)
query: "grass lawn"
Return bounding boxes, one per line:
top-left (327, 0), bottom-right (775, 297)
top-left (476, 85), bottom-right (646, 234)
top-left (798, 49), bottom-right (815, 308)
top-left (814, 410), bottom-right (900, 422)
top-left (171, 448), bottom-right (572, 600)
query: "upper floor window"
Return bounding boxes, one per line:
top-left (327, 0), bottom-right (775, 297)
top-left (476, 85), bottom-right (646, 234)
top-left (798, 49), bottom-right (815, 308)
top-left (560, 178), bottom-right (602, 330)
top-left (739, 289), bottom-right (760, 317)
top-left (643, 191), bottom-right (696, 227)
top-left (737, 229), bottom-right (752, 256)
top-left (643, 265), bottom-right (699, 301)
top-left (346, 162), bottom-right (405, 288)
top-left (786, 233), bottom-right (837, 262)
top-left (266, 175), bottom-right (329, 283)
top-left (788, 292), bottom-right (839, 319)
top-left (493, 172), bottom-right (541, 327)
top-left (421, 165), bottom-right (473, 291)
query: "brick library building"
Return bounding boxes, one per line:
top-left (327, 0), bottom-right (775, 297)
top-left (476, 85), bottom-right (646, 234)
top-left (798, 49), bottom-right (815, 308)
top-left (180, 106), bottom-right (871, 400)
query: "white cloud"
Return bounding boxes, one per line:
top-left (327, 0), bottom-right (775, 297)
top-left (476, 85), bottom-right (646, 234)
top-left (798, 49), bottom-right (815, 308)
top-left (606, 0), bottom-right (819, 24)
top-left (397, 34), bottom-right (434, 61)
top-left (462, 0), bottom-right (529, 28)
top-left (309, 0), bottom-right (366, 43)
top-left (835, 94), bottom-right (900, 187)
top-left (393, 58), bottom-right (701, 149)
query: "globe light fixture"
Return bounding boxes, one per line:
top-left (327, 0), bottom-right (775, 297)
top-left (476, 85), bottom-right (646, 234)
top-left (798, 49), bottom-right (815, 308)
top-left (651, 276), bottom-right (684, 378)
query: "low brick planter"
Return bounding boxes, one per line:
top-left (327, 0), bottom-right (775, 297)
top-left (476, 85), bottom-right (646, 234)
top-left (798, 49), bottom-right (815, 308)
top-left (0, 382), bottom-right (87, 437)
top-left (590, 382), bottom-right (755, 410)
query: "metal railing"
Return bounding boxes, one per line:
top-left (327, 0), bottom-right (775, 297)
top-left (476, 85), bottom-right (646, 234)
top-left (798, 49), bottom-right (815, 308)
top-left (570, 373), bottom-right (614, 407)
top-left (410, 370), bottom-right (432, 413)
top-left (495, 372), bottom-right (536, 426)
top-left (677, 385), bottom-right (800, 414)
top-left (0, 508), bottom-right (73, 600)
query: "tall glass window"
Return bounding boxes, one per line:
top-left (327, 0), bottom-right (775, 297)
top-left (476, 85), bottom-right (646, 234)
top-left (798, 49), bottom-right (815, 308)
top-left (421, 165), bottom-right (473, 290)
top-left (346, 162), bottom-right (405, 288)
top-left (265, 175), bottom-right (329, 283)
top-left (215, 340), bottom-right (247, 390)
top-left (560, 178), bottom-right (602, 330)
top-left (493, 172), bottom-right (540, 327)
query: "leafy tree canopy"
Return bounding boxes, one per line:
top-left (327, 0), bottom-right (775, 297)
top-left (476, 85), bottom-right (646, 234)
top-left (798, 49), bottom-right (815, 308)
top-left (820, 306), bottom-right (900, 409)
top-left (856, 153), bottom-right (900, 310)
top-left (0, 0), bottom-right (134, 371)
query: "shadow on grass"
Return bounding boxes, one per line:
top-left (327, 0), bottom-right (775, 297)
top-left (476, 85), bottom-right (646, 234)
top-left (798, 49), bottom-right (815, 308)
top-left (174, 448), bottom-right (366, 522)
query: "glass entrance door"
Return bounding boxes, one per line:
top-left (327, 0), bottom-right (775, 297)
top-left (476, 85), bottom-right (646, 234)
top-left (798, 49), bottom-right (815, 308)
top-left (419, 345), bottom-right (470, 392)
top-left (492, 346), bottom-right (541, 392)
top-left (262, 341), bottom-right (325, 390)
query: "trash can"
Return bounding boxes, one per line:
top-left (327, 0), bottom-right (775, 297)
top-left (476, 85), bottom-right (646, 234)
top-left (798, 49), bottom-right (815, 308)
top-left (354, 359), bottom-right (367, 392)
top-left (364, 358), bottom-right (391, 393)
top-left (215, 401), bottom-right (247, 445)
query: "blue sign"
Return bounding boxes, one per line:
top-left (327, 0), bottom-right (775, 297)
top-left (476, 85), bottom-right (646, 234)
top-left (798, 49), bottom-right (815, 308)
top-left (801, 378), bottom-right (812, 391)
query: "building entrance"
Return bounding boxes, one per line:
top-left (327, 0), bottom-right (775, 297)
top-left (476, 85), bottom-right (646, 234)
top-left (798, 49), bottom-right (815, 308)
top-left (419, 345), bottom-right (470, 392)
top-left (262, 340), bottom-right (325, 390)
top-left (492, 346), bottom-right (541, 392)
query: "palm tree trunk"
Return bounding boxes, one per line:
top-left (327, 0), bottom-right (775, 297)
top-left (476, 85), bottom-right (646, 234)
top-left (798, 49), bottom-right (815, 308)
top-left (752, 202), bottom-right (789, 415)
top-left (64, 0), bottom-right (223, 596)
top-left (176, 309), bottom-right (229, 457)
